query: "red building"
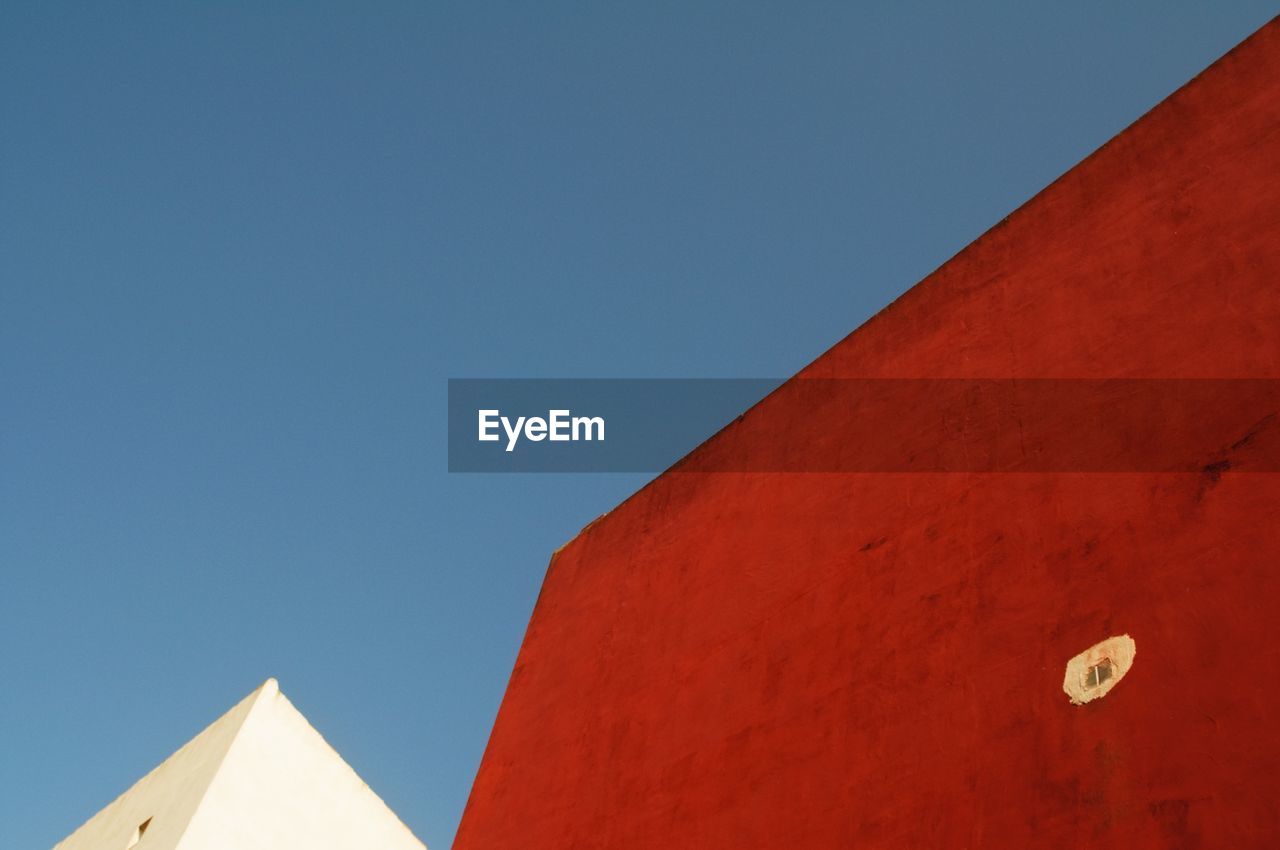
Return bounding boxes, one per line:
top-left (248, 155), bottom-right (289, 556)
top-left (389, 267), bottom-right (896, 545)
top-left (456, 18), bottom-right (1280, 848)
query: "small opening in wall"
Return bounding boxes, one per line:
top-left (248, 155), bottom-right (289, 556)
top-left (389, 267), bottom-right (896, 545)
top-left (1064, 634), bottom-right (1135, 705)
top-left (1083, 658), bottom-right (1114, 690)
top-left (125, 818), bottom-right (151, 850)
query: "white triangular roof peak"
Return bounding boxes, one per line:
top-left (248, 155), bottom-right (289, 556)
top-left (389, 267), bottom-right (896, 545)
top-left (52, 679), bottom-right (426, 850)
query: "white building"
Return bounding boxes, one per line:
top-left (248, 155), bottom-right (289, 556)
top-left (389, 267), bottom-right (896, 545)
top-left (52, 679), bottom-right (426, 850)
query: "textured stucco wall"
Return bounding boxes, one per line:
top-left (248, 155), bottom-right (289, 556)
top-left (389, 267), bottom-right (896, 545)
top-left (455, 17), bottom-right (1280, 849)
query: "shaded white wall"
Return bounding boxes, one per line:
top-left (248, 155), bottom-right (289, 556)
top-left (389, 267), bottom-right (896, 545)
top-left (52, 686), bottom-right (259, 850)
top-left (51, 680), bottom-right (426, 850)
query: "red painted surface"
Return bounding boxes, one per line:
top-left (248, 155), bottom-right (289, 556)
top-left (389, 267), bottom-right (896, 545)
top-left (455, 19), bottom-right (1280, 849)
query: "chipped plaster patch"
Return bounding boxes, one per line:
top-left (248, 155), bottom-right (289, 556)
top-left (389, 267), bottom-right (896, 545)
top-left (1063, 634), bottom-right (1136, 705)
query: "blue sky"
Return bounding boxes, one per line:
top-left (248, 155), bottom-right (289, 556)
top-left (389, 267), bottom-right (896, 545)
top-left (2, 3), bottom-right (1275, 847)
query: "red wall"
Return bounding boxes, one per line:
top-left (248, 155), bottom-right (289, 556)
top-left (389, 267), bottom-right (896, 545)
top-left (455, 18), bottom-right (1280, 849)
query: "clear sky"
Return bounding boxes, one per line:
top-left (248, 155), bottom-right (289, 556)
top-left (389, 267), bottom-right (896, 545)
top-left (2, 3), bottom-right (1275, 848)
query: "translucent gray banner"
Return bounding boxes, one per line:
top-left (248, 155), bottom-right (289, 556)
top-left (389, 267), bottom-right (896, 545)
top-left (447, 379), bottom-right (1280, 473)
